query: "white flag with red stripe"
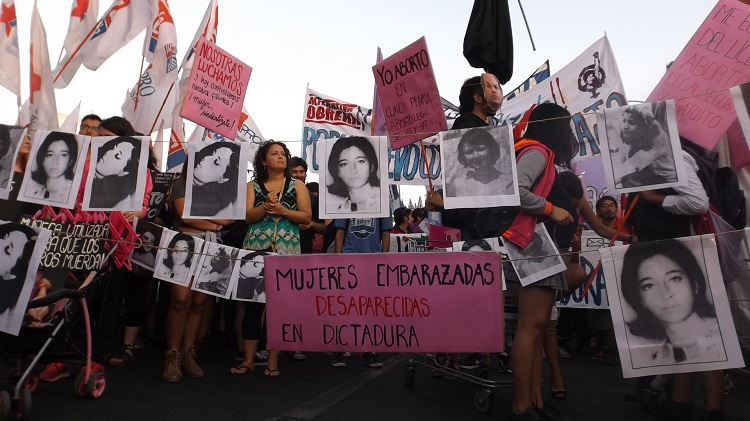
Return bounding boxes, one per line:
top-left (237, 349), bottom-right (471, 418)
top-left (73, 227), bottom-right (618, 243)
top-left (0, 0), bottom-right (20, 96)
top-left (121, 62), bottom-right (175, 134)
top-left (29, 2), bottom-right (58, 131)
top-left (143, 0), bottom-right (177, 87)
top-left (81, 0), bottom-right (151, 71)
top-left (53, 0), bottom-right (99, 88)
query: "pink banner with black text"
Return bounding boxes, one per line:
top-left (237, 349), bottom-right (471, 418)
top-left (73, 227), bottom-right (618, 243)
top-left (264, 252), bottom-right (503, 353)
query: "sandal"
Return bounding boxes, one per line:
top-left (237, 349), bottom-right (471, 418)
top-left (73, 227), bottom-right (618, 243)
top-left (551, 389), bottom-right (567, 400)
top-left (263, 368), bottom-right (281, 379)
top-left (108, 344), bottom-right (135, 366)
top-left (229, 365), bottom-right (253, 376)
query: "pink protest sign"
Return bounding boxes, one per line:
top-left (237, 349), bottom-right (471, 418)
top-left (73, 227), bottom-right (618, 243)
top-left (181, 37), bottom-right (251, 138)
top-left (264, 252), bottom-right (503, 353)
top-left (647, 0), bottom-right (750, 150)
top-left (372, 37), bottom-right (448, 149)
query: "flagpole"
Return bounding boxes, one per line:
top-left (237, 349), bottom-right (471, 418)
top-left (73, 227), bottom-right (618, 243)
top-left (52, 16), bottom-right (103, 84)
top-left (15, 95), bottom-right (21, 125)
top-left (148, 80), bottom-right (176, 134)
top-left (134, 56), bottom-right (146, 112)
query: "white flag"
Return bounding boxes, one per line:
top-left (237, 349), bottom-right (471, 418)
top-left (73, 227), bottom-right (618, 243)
top-left (81, 0), bottom-right (151, 71)
top-left (59, 102), bottom-right (81, 133)
top-left (143, 0), bottom-right (177, 87)
top-left (29, 2), bottom-right (58, 131)
top-left (0, 0), bottom-right (20, 96)
top-left (121, 62), bottom-right (175, 134)
top-left (53, 0), bottom-right (99, 88)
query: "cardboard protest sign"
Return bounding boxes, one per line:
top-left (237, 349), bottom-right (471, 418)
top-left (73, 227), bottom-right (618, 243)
top-left (19, 216), bottom-right (109, 271)
top-left (600, 235), bottom-right (743, 378)
top-left (559, 231), bottom-right (616, 309)
top-left (498, 36), bottom-right (626, 164)
top-left (181, 37), bottom-right (251, 138)
top-left (144, 172), bottom-right (176, 222)
top-left (648, 0), bottom-right (750, 150)
top-left (300, 87), bottom-right (373, 173)
top-left (264, 252), bottom-right (503, 352)
top-left (373, 37), bottom-right (448, 149)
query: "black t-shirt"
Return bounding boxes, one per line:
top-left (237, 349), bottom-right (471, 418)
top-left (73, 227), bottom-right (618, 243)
top-left (0, 171), bottom-right (43, 223)
top-left (542, 173), bottom-right (579, 249)
top-left (451, 112), bottom-right (489, 130)
top-left (299, 191), bottom-right (319, 254)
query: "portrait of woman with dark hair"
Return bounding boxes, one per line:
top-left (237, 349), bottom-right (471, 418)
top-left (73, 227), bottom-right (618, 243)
top-left (189, 142), bottom-right (241, 218)
top-left (155, 232), bottom-right (197, 286)
top-left (619, 239), bottom-right (725, 368)
top-left (234, 251), bottom-right (268, 302)
top-left (89, 136), bottom-right (144, 210)
top-left (444, 126), bottom-right (514, 199)
top-left (461, 239), bottom-right (492, 251)
top-left (131, 221), bottom-right (162, 270)
top-left (0, 223), bottom-right (38, 332)
top-left (24, 131), bottom-right (80, 204)
top-left (0, 125), bottom-right (20, 190)
top-left (325, 136), bottom-right (381, 213)
top-left (605, 101), bottom-right (677, 189)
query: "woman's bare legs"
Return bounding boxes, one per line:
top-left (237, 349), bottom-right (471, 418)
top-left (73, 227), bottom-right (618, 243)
top-left (511, 285), bottom-right (556, 414)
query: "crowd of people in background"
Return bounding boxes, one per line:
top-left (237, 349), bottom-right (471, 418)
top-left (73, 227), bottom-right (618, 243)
top-left (0, 70), bottom-right (737, 421)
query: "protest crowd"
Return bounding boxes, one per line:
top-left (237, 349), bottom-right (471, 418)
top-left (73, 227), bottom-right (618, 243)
top-left (2, 1), bottom-right (750, 421)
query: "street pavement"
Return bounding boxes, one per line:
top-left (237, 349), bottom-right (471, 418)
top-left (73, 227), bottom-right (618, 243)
top-left (18, 345), bottom-right (750, 420)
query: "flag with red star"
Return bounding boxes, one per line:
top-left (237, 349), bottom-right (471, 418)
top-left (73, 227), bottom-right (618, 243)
top-left (29, 2), bottom-right (58, 131)
top-left (53, 0), bottom-right (100, 88)
top-left (0, 0), bottom-right (20, 96)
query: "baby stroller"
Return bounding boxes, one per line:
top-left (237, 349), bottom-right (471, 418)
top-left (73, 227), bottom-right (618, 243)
top-left (0, 212), bottom-right (139, 420)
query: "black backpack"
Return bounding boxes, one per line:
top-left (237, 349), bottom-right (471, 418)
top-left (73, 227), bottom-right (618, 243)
top-left (682, 138), bottom-right (746, 230)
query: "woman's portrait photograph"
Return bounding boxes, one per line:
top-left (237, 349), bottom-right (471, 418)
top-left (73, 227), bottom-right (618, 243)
top-left (320, 135), bottom-right (389, 219)
top-left (152, 230), bottom-right (204, 287)
top-left (453, 237), bottom-right (506, 290)
top-left (597, 100), bottom-right (686, 194)
top-left (183, 141), bottom-right (248, 219)
top-left (501, 223), bottom-right (566, 287)
top-left (20, 131), bottom-right (89, 209)
top-left (0, 125), bottom-right (25, 192)
top-left (600, 236), bottom-right (744, 378)
top-left (130, 219), bottom-right (164, 271)
top-left (231, 249), bottom-right (272, 303)
top-left (440, 125), bottom-right (519, 209)
top-left (83, 136), bottom-right (149, 211)
top-left (192, 242), bottom-right (239, 299)
top-left (0, 222), bottom-right (51, 336)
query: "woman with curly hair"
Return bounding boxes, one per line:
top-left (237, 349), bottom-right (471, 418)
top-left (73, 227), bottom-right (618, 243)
top-left (231, 141), bottom-right (310, 378)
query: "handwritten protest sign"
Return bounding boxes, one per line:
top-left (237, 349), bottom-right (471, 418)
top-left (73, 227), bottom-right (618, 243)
top-left (373, 37), bottom-right (447, 149)
top-left (559, 231), bottom-right (613, 309)
top-left (300, 88), bottom-right (373, 173)
top-left (181, 37), bottom-right (251, 138)
top-left (388, 135), bottom-right (442, 185)
top-left (264, 252), bottom-right (503, 352)
top-left (648, 0), bottom-right (750, 150)
top-left (20, 216), bottom-right (109, 271)
top-left (144, 172), bottom-right (176, 222)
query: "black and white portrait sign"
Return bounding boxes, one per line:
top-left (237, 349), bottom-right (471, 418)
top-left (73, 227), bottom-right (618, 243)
top-left (440, 125), bottom-right (519, 209)
top-left (130, 218), bottom-right (164, 272)
top-left (0, 221), bottom-right (51, 336)
top-left (152, 229), bottom-right (204, 287)
top-left (82, 136), bottom-right (150, 211)
top-left (231, 249), bottom-right (273, 303)
top-left (452, 237), bottom-right (506, 290)
top-left (192, 242), bottom-right (239, 299)
top-left (320, 135), bottom-right (389, 219)
top-left (0, 125), bottom-right (26, 195)
top-left (183, 141), bottom-right (249, 220)
top-left (19, 131), bottom-right (90, 209)
top-left (501, 223), bottom-right (566, 287)
top-left (599, 235), bottom-right (743, 378)
top-left (597, 101), bottom-right (687, 194)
